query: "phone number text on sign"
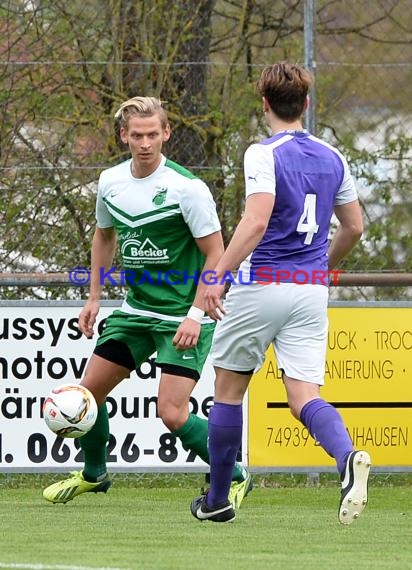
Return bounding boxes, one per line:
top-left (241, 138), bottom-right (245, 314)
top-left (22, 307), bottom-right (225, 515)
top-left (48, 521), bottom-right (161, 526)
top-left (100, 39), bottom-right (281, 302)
top-left (0, 431), bottom-right (198, 467)
top-left (266, 426), bottom-right (315, 448)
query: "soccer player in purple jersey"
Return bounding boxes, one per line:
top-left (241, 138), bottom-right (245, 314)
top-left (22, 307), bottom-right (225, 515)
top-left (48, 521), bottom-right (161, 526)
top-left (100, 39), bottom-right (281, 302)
top-left (191, 61), bottom-right (371, 524)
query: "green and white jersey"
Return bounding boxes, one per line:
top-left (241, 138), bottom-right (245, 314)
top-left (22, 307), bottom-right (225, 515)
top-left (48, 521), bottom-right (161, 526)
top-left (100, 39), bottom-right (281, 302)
top-left (96, 155), bottom-right (221, 319)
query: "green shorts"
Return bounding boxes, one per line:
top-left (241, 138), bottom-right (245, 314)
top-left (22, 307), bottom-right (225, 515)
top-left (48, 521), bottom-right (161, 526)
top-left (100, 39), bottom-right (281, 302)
top-left (95, 310), bottom-right (215, 380)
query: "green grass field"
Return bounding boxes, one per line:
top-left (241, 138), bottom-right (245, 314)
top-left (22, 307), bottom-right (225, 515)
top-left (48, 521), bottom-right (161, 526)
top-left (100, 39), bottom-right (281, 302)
top-left (0, 474), bottom-right (411, 570)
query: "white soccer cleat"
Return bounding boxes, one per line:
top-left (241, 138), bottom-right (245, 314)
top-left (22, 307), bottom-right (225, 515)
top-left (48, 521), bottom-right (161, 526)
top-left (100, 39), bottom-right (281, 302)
top-left (339, 450), bottom-right (371, 525)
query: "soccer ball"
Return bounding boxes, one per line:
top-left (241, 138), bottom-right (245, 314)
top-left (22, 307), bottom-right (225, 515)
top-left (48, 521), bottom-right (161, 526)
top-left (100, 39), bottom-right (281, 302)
top-left (43, 384), bottom-right (98, 438)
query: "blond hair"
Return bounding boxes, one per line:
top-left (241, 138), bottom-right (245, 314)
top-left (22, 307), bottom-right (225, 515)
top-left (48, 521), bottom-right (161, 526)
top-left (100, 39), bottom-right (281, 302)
top-left (114, 96), bottom-right (168, 129)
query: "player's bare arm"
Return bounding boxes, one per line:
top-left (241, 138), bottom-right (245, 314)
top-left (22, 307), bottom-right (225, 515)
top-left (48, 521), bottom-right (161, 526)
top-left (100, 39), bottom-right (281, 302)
top-left (204, 193), bottom-right (275, 320)
top-left (328, 200), bottom-right (363, 270)
top-left (79, 226), bottom-right (117, 338)
top-left (172, 230), bottom-right (224, 349)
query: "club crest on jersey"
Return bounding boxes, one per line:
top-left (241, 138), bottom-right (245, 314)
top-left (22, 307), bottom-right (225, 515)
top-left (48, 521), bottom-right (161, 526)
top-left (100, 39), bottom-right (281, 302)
top-left (152, 187), bottom-right (167, 206)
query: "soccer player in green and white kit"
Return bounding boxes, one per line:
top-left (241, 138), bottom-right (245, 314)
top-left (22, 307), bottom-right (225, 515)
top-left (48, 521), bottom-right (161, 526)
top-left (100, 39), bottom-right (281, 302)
top-left (43, 97), bottom-right (251, 505)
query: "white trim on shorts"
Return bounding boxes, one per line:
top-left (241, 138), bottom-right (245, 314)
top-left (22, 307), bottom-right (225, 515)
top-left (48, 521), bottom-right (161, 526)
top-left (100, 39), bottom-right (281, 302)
top-left (120, 300), bottom-right (213, 324)
top-left (210, 281), bottom-right (328, 384)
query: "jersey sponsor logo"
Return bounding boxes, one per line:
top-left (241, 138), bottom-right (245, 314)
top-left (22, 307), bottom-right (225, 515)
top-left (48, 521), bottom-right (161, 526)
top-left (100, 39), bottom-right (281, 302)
top-left (120, 237), bottom-right (169, 263)
top-left (152, 186), bottom-right (168, 206)
top-left (182, 354), bottom-right (195, 360)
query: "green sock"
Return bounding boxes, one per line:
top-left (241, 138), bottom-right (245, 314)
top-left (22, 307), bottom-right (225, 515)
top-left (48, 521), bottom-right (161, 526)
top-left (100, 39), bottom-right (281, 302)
top-left (80, 403), bottom-right (110, 482)
top-left (173, 413), bottom-right (246, 482)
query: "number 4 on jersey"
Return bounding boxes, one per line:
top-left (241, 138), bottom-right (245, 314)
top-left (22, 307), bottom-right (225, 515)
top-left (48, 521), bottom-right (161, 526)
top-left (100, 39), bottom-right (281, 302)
top-left (296, 193), bottom-right (319, 245)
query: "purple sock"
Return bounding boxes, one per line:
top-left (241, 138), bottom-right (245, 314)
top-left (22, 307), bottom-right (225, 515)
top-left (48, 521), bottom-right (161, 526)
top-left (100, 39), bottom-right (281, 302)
top-left (206, 402), bottom-right (243, 507)
top-left (300, 398), bottom-right (353, 476)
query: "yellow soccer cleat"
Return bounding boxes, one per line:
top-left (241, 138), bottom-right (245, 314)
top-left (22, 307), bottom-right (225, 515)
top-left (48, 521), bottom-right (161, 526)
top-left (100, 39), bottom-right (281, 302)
top-left (228, 471), bottom-right (253, 509)
top-left (43, 470), bottom-right (111, 504)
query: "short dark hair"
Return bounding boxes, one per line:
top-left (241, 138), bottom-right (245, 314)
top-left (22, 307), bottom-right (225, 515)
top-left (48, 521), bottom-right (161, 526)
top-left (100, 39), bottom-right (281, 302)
top-left (256, 61), bottom-right (313, 121)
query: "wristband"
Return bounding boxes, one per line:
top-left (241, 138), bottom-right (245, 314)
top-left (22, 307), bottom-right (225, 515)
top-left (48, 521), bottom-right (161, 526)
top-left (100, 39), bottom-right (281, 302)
top-left (186, 306), bottom-right (205, 324)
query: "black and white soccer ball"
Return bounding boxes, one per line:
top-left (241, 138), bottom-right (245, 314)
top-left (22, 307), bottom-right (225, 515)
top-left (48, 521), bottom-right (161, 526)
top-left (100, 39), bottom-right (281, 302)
top-left (43, 384), bottom-right (98, 438)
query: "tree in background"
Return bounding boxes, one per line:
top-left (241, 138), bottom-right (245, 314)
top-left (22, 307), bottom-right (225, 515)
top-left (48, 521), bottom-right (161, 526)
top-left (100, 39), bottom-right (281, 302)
top-left (0, 0), bottom-right (411, 299)
top-left (314, 0), bottom-right (412, 299)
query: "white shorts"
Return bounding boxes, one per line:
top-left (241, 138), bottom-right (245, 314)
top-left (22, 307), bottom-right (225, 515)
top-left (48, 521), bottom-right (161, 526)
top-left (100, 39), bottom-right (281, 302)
top-left (210, 282), bottom-right (328, 384)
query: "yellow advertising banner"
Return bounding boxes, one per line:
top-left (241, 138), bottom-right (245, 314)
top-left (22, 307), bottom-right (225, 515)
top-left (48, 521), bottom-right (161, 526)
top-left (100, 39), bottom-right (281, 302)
top-left (248, 307), bottom-right (412, 468)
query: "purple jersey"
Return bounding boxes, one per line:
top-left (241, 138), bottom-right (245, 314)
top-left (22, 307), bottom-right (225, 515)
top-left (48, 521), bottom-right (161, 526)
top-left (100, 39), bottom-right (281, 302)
top-left (239, 130), bottom-right (358, 285)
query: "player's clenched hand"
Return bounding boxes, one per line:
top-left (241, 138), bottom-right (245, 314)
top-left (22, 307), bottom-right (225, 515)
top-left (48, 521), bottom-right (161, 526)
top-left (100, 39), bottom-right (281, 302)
top-left (78, 300), bottom-right (100, 338)
top-left (172, 318), bottom-right (201, 350)
top-left (203, 283), bottom-right (226, 321)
